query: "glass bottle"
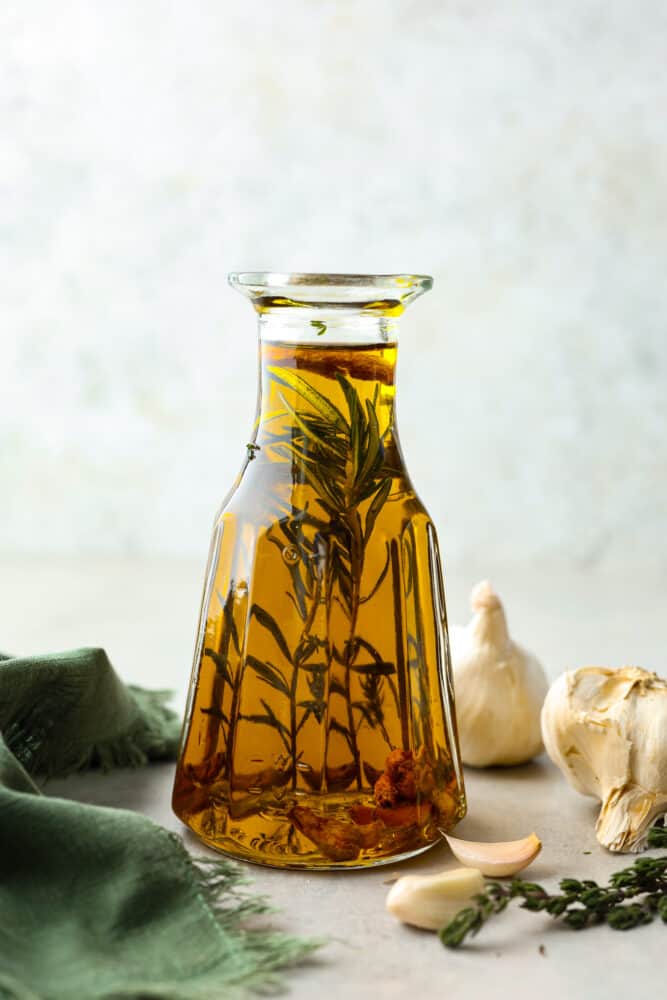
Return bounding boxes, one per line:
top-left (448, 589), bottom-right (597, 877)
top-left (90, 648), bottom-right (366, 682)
top-left (172, 273), bottom-right (466, 869)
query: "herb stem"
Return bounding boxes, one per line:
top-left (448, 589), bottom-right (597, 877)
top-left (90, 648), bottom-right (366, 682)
top-left (440, 826), bottom-right (667, 948)
top-left (343, 512), bottom-right (364, 790)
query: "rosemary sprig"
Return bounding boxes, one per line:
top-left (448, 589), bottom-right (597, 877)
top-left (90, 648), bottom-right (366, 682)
top-left (440, 825), bottom-right (667, 948)
top-left (257, 366), bottom-right (398, 785)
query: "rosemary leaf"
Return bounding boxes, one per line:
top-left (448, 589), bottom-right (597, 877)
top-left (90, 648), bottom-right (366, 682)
top-left (278, 392), bottom-right (345, 459)
top-left (203, 647), bottom-right (233, 686)
top-left (348, 662), bottom-right (396, 676)
top-left (364, 478), bottom-right (392, 543)
top-left (267, 366), bottom-right (347, 430)
top-left (245, 655), bottom-right (290, 698)
top-left (251, 604), bottom-right (293, 664)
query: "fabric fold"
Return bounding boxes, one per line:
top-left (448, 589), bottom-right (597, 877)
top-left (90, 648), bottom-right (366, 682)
top-left (0, 648), bottom-right (318, 999)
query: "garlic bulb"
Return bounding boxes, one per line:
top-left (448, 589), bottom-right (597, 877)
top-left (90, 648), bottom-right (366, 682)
top-left (450, 581), bottom-right (548, 766)
top-left (386, 867), bottom-right (485, 931)
top-left (541, 666), bottom-right (667, 853)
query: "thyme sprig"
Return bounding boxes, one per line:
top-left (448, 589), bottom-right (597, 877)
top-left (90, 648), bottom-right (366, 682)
top-left (440, 824), bottom-right (667, 948)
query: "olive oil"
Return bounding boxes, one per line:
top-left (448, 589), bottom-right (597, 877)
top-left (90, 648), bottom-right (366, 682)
top-left (173, 340), bottom-right (465, 867)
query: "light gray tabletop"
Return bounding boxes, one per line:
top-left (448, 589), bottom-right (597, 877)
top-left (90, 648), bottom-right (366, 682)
top-left (3, 557), bottom-right (664, 999)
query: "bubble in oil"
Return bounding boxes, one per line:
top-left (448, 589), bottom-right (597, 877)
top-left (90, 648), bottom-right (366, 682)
top-left (282, 545), bottom-right (300, 566)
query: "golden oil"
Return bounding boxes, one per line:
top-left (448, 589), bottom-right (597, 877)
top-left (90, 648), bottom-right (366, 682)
top-left (173, 340), bottom-right (465, 868)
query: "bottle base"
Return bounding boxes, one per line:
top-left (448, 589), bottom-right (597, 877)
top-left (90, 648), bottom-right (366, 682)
top-left (181, 818), bottom-right (444, 871)
top-left (172, 780), bottom-right (461, 870)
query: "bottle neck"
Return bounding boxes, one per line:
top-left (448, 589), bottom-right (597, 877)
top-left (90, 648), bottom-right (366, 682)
top-left (254, 318), bottom-right (399, 453)
top-left (258, 307), bottom-right (400, 348)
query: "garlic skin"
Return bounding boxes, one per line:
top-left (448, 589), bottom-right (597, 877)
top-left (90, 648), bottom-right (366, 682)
top-left (386, 867), bottom-right (485, 931)
top-left (444, 832), bottom-right (541, 877)
top-left (541, 666), bottom-right (667, 853)
top-left (450, 581), bottom-right (549, 767)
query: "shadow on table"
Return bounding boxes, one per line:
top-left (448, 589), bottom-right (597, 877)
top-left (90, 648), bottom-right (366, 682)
top-left (42, 760), bottom-right (176, 814)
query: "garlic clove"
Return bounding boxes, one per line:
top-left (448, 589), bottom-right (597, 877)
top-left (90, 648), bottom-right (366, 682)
top-left (444, 832), bottom-right (542, 876)
top-left (386, 866), bottom-right (485, 931)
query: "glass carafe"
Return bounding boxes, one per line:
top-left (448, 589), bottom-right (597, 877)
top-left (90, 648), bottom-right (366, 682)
top-left (173, 273), bottom-right (466, 868)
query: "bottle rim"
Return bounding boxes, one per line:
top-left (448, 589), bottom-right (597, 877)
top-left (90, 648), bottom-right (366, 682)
top-left (228, 272), bottom-right (433, 314)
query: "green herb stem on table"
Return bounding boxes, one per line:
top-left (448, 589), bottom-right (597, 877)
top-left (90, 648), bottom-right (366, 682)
top-left (440, 824), bottom-right (667, 948)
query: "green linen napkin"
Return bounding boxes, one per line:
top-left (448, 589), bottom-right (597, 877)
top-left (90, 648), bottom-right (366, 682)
top-left (0, 648), bottom-right (317, 1000)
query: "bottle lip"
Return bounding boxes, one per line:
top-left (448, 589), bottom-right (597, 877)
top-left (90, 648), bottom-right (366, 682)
top-left (228, 272), bottom-right (433, 314)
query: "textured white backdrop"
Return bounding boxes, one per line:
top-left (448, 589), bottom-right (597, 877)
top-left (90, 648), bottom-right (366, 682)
top-left (3, 1), bottom-right (666, 568)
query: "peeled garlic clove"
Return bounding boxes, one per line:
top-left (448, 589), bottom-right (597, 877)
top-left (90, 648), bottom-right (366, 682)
top-left (444, 832), bottom-right (542, 876)
top-left (386, 866), bottom-right (485, 931)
